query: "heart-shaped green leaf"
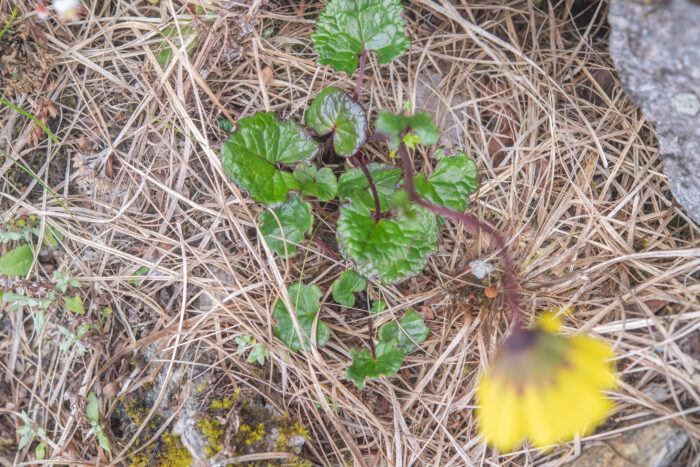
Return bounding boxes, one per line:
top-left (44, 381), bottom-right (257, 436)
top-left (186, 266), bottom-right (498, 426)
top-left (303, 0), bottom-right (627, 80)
top-left (336, 195), bottom-right (438, 284)
top-left (311, 0), bottom-right (410, 75)
top-left (378, 309), bottom-right (430, 353)
top-left (293, 164), bottom-right (338, 202)
top-left (306, 87), bottom-right (367, 156)
top-left (259, 193), bottom-right (313, 257)
top-left (414, 148), bottom-right (478, 213)
top-left (375, 111), bottom-right (439, 149)
top-left (222, 112), bottom-right (318, 206)
top-left (331, 270), bottom-right (367, 307)
top-left (346, 341), bottom-right (405, 389)
top-left (337, 163), bottom-right (402, 212)
top-left (273, 283), bottom-right (329, 352)
top-left (0, 244), bottom-right (33, 276)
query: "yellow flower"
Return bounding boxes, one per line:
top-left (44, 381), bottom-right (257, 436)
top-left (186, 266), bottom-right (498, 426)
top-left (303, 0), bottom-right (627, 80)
top-left (475, 314), bottom-right (617, 451)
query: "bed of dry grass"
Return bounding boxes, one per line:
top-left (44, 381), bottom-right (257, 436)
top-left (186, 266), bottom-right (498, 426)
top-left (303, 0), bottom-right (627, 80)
top-left (1, 1), bottom-right (698, 465)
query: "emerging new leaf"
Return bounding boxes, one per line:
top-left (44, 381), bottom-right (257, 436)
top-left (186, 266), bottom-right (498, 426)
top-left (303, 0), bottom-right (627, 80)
top-left (414, 148), bottom-right (478, 213)
top-left (259, 193), bottom-right (313, 257)
top-left (306, 87), bottom-right (367, 156)
top-left (222, 112), bottom-right (318, 206)
top-left (311, 0), bottom-right (410, 75)
top-left (337, 163), bottom-right (402, 212)
top-left (378, 309), bottom-right (430, 353)
top-left (346, 341), bottom-right (405, 389)
top-left (331, 270), bottom-right (367, 307)
top-left (336, 196), bottom-right (438, 284)
top-left (293, 164), bottom-right (338, 202)
top-left (375, 111), bottom-right (439, 149)
top-left (273, 283), bottom-right (329, 352)
top-left (0, 244), bottom-right (33, 276)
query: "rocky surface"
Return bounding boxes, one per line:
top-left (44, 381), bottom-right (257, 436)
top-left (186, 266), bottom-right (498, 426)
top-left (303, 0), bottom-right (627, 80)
top-left (608, 0), bottom-right (700, 224)
top-left (571, 420), bottom-right (688, 467)
top-left (114, 340), bottom-right (307, 466)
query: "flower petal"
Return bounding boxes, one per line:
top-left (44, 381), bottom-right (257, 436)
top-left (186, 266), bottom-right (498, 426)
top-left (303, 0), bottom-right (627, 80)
top-left (477, 375), bottom-right (524, 451)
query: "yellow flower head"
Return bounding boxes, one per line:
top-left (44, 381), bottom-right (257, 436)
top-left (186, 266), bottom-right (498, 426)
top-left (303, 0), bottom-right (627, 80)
top-left (475, 314), bottom-right (617, 451)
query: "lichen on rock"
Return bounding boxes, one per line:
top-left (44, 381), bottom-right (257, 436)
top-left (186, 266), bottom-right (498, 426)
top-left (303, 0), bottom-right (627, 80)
top-left (609, 0), bottom-right (700, 224)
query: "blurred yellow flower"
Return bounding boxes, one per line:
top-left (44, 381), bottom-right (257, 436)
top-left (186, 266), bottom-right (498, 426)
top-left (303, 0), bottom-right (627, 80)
top-left (475, 314), bottom-right (617, 451)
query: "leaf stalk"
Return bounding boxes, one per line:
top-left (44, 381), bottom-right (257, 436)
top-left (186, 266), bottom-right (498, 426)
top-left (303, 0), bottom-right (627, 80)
top-left (351, 153), bottom-right (382, 224)
top-left (353, 48), bottom-right (368, 101)
top-left (397, 141), bottom-right (522, 323)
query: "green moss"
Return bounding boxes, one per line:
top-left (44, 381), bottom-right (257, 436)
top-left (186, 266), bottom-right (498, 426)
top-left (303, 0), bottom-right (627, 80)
top-left (129, 452), bottom-right (150, 467)
top-left (194, 393), bottom-right (309, 464)
top-left (273, 414), bottom-right (309, 451)
top-left (198, 418), bottom-right (224, 457)
top-left (238, 423), bottom-right (265, 446)
top-left (210, 396), bottom-right (234, 410)
top-left (158, 432), bottom-right (192, 467)
top-left (122, 396), bottom-right (150, 425)
top-left (120, 396), bottom-right (193, 466)
top-left (207, 389), bottom-right (240, 414)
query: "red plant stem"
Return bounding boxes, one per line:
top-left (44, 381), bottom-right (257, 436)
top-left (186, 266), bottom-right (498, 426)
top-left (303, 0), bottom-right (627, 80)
top-left (351, 153), bottom-right (381, 224)
top-left (367, 312), bottom-right (377, 360)
top-left (313, 236), bottom-right (340, 262)
top-left (398, 142), bottom-right (523, 322)
top-left (347, 148), bottom-right (381, 358)
top-left (353, 48), bottom-right (367, 101)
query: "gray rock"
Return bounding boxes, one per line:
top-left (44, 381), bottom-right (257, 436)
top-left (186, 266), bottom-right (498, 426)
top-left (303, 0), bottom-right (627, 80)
top-left (609, 0), bottom-right (700, 224)
top-left (570, 420), bottom-right (688, 467)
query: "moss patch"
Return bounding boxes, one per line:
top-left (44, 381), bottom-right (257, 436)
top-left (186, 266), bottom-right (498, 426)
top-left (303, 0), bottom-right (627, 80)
top-left (198, 417), bottom-right (224, 457)
top-left (159, 432), bottom-right (192, 467)
top-left (195, 392), bottom-right (310, 464)
top-left (116, 395), bottom-right (192, 467)
top-left (273, 414), bottom-right (310, 451)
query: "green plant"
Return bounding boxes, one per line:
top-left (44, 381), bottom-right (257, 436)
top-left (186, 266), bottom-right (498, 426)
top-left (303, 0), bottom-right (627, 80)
top-left (273, 283), bottom-right (329, 352)
top-left (219, 0), bottom-right (479, 388)
top-left (347, 309), bottom-right (429, 389)
top-left (86, 392), bottom-right (110, 452)
top-left (58, 323), bottom-right (95, 356)
top-left (235, 334), bottom-right (269, 365)
top-left (128, 266), bottom-right (150, 286)
top-left (17, 411), bottom-right (46, 460)
top-left (53, 270), bottom-right (81, 292)
top-left (0, 216), bottom-right (61, 277)
top-left (2, 263), bottom-right (87, 340)
top-left (155, 6), bottom-right (214, 67)
top-left (2, 293), bottom-right (50, 332)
